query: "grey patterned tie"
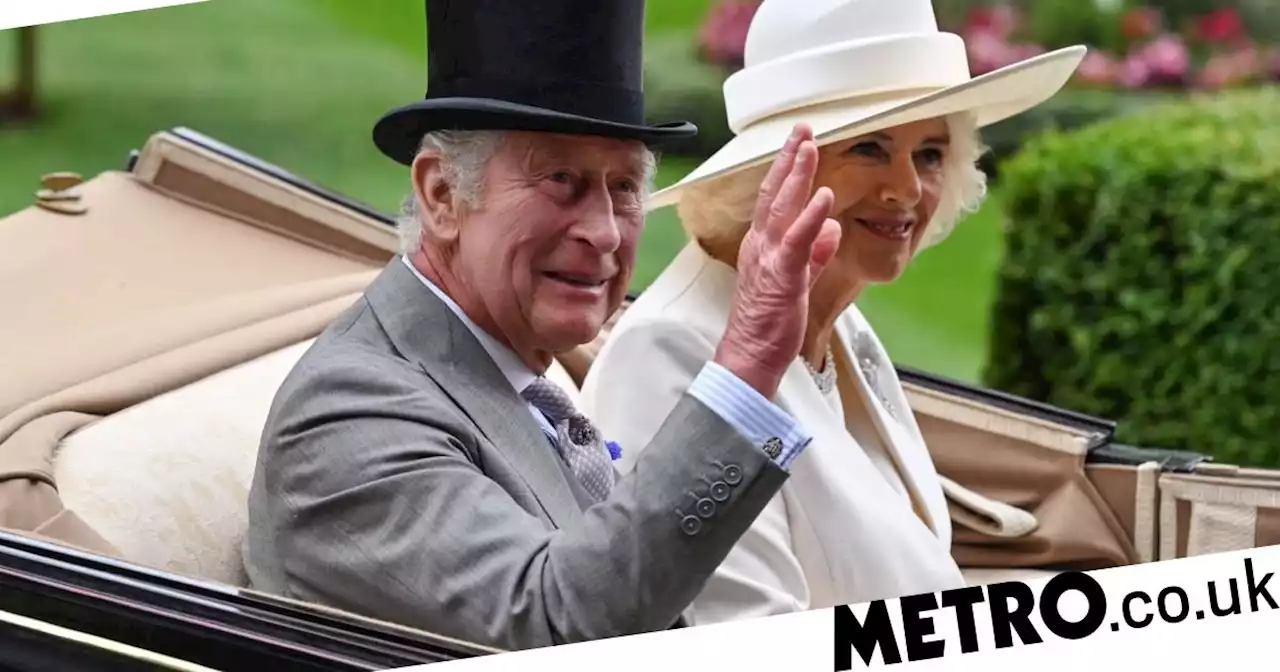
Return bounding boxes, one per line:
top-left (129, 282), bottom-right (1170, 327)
top-left (521, 376), bottom-right (616, 502)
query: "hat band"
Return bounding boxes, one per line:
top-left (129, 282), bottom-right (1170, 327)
top-left (723, 32), bottom-right (971, 133)
top-left (427, 75), bottom-right (647, 126)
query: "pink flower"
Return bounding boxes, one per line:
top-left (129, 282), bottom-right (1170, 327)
top-left (964, 5), bottom-right (1019, 41)
top-left (1231, 43), bottom-right (1261, 73)
top-left (1076, 51), bottom-right (1121, 86)
top-left (1012, 43), bottom-right (1046, 60)
top-left (1197, 54), bottom-right (1237, 90)
top-left (1196, 9), bottom-right (1244, 45)
top-left (966, 30), bottom-right (1022, 75)
top-left (1196, 45), bottom-right (1261, 90)
top-left (699, 1), bottom-right (759, 68)
top-left (1266, 47), bottom-right (1280, 82)
top-left (1119, 54), bottom-right (1153, 88)
top-left (1134, 34), bottom-right (1191, 87)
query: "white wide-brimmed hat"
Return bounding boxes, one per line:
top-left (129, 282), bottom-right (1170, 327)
top-left (647, 0), bottom-right (1087, 211)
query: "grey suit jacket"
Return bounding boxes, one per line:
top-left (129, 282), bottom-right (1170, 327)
top-left (242, 260), bottom-right (790, 651)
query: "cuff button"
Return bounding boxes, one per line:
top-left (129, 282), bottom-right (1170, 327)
top-left (722, 464), bottom-right (743, 485)
top-left (710, 481), bottom-right (730, 502)
top-left (680, 515), bottom-right (702, 536)
top-left (695, 498), bottom-right (716, 518)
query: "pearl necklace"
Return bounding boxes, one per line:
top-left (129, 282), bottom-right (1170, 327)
top-left (804, 334), bottom-right (899, 420)
top-left (803, 348), bottom-right (837, 395)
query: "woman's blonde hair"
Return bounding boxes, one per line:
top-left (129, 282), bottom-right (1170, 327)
top-left (676, 112), bottom-right (989, 254)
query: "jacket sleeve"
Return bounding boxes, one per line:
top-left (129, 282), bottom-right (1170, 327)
top-left (581, 319), bottom-right (812, 625)
top-left (251, 348), bottom-right (791, 651)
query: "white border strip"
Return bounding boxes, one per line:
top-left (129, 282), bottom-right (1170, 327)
top-left (0, 607), bottom-right (218, 670)
top-left (0, 1), bottom-right (207, 31)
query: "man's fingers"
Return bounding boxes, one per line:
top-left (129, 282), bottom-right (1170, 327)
top-left (780, 185), bottom-right (835, 261)
top-left (752, 124), bottom-right (812, 231)
top-left (766, 140), bottom-right (821, 241)
top-left (806, 219), bottom-right (843, 289)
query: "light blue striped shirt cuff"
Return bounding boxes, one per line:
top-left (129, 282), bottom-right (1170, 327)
top-left (687, 361), bottom-right (812, 470)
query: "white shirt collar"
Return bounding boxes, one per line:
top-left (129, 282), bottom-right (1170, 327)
top-left (400, 255), bottom-right (538, 395)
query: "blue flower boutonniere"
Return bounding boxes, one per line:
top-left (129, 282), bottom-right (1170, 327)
top-left (605, 440), bottom-right (623, 461)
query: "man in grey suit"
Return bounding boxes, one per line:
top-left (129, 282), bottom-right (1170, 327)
top-left (243, 0), bottom-right (842, 652)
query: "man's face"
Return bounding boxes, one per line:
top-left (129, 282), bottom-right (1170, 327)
top-left (443, 132), bottom-right (650, 364)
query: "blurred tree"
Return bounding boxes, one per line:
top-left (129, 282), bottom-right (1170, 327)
top-left (1, 27), bottom-right (38, 120)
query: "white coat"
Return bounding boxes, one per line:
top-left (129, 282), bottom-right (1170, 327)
top-left (580, 242), bottom-right (967, 624)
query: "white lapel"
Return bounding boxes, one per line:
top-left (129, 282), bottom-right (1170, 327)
top-left (775, 326), bottom-right (961, 604)
top-left (777, 359), bottom-right (868, 478)
top-left (776, 344), bottom-right (939, 534)
top-left (834, 307), bottom-right (952, 547)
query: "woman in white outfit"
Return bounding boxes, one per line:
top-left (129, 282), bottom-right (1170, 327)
top-left (579, 0), bottom-right (1085, 624)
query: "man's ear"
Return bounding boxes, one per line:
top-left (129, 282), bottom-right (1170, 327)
top-left (411, 152), bottom-right (461, 243)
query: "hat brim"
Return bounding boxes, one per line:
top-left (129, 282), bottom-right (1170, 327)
top-left (373, 98), bottom-right (698, 166)
top-left (647, 45), bottom-right (1088, 211)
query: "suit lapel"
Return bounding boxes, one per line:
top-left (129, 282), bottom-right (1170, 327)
top-left (834, 313), bottom-right (950, 543)
top-left (363, 261), bottom-right (583, 529)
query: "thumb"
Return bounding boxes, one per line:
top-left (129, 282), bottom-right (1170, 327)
top-left (806, 218), bottom-right (842, 289)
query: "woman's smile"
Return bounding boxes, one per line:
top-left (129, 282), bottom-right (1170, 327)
top-left (854, 216), bottom-right (916, 241)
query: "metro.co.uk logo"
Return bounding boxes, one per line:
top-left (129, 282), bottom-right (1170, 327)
top-left (835, 556), bottom-right (1277, 669)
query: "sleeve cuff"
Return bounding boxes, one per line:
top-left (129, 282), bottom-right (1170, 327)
top-left (687, 362), bottom-right (813, 470)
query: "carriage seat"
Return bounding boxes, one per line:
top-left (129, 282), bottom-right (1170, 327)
top-left (51, 339), bottom-right (314, 586)
top-left (48, 318), bottom-right (1049, 593)
top-left (49, 336), bottom-right (586, 587)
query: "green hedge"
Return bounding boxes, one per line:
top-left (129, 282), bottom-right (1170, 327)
top-left (978, 89), bottom-right (1178, 177)
top-left (984, 86), bottom-right (1280, 467)
top-left (643, 29), bottom-right (735, 159)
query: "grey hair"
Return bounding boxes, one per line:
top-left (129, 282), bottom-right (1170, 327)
top-left (396, 130), bottom-right (661, 255)
top-left (396, 129), bottom-right (505, 254)
top-left (675, 112), bottom-right (990, 254)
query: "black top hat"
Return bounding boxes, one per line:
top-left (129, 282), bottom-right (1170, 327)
top-left (372, 0), bottom-right (698, 166)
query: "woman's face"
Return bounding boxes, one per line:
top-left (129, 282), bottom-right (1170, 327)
top-left (813, 117), bottom-right (950, 287)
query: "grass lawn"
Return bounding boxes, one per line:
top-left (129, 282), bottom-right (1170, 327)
top-left (0, 0), bottom-right (1003, 382)
top-left (310, 0), bottom-right (719, 61)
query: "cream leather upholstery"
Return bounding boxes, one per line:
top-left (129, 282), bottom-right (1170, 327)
top-left (53, 339), bottom-right (315, 586)
top-left (50, 337), bottom-right (585, 586)
top-left (49, 310), bottom-right (1028, 593)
